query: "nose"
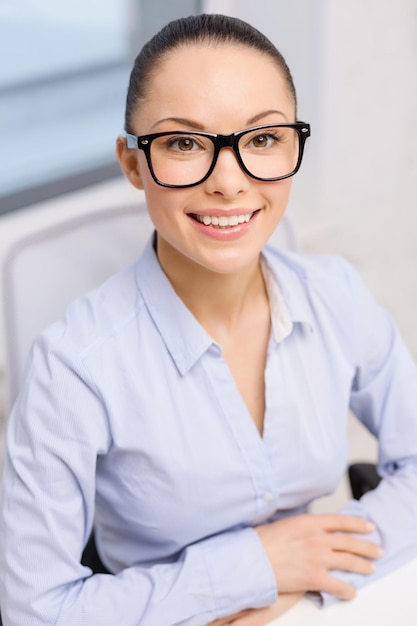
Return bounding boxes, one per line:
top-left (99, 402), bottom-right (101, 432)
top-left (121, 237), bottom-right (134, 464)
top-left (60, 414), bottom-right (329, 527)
top-left (204, 146), bottom-right (250, 198)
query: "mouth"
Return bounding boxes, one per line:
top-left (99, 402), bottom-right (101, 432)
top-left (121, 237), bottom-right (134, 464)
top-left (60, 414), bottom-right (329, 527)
top-left (190, 211), bottom-right (256, 228)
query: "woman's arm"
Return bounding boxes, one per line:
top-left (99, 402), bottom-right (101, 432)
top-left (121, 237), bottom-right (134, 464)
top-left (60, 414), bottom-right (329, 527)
top-left (0, 339), bottom-right (276, 626)
top-left (207, 593), bottom-right (304, 626)
top-left (0, 441), bottom-right (275, 626)
top-left (321, 260), bottom-right (417, 605)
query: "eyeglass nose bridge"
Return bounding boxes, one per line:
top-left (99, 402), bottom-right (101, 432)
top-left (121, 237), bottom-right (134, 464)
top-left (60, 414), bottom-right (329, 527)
top-left (209, 133), bottom-right (243, 172)
top-left (212, 132), bottom-right (240, 152)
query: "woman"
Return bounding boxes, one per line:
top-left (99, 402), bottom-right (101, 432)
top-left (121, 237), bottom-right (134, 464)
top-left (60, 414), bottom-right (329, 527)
top-left (1, 13), bottom-right (417, 626)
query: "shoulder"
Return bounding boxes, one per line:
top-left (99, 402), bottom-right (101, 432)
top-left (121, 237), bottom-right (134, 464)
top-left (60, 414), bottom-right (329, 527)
top-left (262, 245), bottom-right (383, 347)
top-left (36, 260), bottom-right (146, 366)
top-left (263, 246), bottom-right (394, 360)
top-left (263, 244), bottom-right (363, 301)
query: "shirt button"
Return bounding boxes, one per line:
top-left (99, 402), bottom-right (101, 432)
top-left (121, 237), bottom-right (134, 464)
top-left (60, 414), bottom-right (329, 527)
top-left (263, 492), bottom-right (274, 502)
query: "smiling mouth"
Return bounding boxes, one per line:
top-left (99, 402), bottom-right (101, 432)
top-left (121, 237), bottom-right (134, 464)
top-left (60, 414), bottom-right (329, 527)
top-left (191, 212), bottom-right (255, 227)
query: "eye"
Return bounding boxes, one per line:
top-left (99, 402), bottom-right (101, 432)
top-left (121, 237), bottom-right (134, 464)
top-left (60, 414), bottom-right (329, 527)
top-left (177, 137), bottom-right (195, 151)
top-left (166, 136), bottom-right (201, 152)
top-left (250, 133), bottom-right (276, 148)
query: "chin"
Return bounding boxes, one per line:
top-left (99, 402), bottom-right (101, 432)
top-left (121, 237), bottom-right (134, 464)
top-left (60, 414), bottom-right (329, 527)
top-left (195, 249), bottom-right (262, 276)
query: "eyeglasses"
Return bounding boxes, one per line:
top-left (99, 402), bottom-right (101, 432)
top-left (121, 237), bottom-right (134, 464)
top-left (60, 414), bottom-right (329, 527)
top-left (126, 122), bottom-right (310, 188)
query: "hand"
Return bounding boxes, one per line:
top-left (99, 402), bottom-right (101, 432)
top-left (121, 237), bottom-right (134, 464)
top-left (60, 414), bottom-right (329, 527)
top-left (206, 593), bottom-right (303, 626)
top-left (255, 514), bottom-right (383, 600)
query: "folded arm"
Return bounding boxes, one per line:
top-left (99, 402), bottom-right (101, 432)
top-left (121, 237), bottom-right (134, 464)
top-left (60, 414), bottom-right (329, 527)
top-left (322, 260), bottom-right (417, 604)
top-left (0, 339), bottom-right (276, 626)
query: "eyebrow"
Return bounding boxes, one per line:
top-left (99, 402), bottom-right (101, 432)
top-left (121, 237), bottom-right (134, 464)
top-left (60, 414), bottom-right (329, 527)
top-left (247, 110), bottom-right (288, 124)
top-left (150, 110), bottom-right (288, 132)
top-left (150, 117), bottom-right (206, 131)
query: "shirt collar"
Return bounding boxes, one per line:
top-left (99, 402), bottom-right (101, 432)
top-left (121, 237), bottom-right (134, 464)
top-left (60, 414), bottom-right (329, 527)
top-left (135, 238), bottom-right (315, 375)
top-left (135, 237), bottom-right (213, 375)
top-left (262, 246), bottom-right (315, 339)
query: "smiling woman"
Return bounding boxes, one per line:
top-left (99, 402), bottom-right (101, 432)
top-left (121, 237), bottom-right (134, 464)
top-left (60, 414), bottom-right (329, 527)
top-left (1, 12), bottom-right (417, 626)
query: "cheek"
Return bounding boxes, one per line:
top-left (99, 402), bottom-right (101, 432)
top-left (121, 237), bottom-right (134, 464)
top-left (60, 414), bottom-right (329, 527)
top-left (141, 182), bottom-right (187, 233)
top-left (139, 165), bottom-right (167, 214)
top-left (135, 152), bottom-right (152, 190)
top-left (266, 179), bottom-right (293, 211)
top-left (142, 188), bottom-right (169, 229)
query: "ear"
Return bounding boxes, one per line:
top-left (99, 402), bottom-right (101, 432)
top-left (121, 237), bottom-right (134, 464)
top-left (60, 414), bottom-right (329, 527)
top-left (116, 136), bottom-right (145, 190)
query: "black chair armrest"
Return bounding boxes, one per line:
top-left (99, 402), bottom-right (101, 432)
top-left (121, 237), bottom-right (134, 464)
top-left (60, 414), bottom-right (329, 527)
top-left (81, 530), bottom-right (111, 574)
top-left (348, 462), bottom-right (381, 500)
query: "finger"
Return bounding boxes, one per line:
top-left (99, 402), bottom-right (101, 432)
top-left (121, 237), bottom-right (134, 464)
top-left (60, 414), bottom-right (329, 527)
top-left (316, 573), bottom-right (357, 601)
top-left (318, 514), bottom-right (376, 535)
top-left (330, 534), bottom-right (384, 560)
top-left (329, 551), bottom-right (376, 576)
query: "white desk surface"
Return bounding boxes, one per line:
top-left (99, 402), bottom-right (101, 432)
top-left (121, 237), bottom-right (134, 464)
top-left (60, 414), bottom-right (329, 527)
top-left (266, 557), bottom-right (417, 626)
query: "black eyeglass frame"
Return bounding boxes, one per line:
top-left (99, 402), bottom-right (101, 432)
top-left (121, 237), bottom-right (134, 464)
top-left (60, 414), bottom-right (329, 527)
top-left (125, 122), bottom-right (311, 188)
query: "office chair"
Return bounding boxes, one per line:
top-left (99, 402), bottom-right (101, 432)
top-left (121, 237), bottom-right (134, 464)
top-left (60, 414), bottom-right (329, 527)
top-left (348, 462), bottom-right (381, 500)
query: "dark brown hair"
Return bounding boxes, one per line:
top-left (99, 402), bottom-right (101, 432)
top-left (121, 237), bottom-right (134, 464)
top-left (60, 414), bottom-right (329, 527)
top-left (124, 13), bottom-right (297, 132)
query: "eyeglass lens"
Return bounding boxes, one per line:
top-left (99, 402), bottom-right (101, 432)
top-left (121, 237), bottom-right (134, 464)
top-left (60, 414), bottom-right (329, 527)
top-left (149, 126), bottom-right (300, 186)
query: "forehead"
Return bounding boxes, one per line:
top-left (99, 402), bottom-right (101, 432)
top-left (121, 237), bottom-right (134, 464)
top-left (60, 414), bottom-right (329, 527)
top-left (135, 43), bottom-right (295, 131)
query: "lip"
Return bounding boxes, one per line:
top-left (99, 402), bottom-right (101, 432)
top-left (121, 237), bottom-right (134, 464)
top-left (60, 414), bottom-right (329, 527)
top-left (187, 208), bottom-right (261, 241)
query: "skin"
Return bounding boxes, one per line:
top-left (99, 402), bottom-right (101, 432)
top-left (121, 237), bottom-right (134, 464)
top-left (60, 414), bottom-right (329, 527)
top-left (117, 42), bottom-right (383, 625)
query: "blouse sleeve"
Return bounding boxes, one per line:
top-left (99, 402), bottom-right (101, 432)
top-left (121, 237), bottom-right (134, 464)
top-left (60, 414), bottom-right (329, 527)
top-left (0, 331), bottom-right (276, 626)
top-left (322, 259), bottom-right (417, 606)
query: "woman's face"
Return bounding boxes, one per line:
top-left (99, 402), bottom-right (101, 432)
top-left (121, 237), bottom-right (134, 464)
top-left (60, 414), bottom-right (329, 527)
top-left (119, 43), bottom-right (297, 277)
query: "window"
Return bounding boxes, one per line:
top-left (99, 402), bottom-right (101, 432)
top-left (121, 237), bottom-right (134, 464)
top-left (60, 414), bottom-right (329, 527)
top-left (0, 0), bottom-right (202, 214)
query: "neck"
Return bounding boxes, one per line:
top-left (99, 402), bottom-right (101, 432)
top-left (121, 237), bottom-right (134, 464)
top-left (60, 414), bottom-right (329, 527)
top-left (156, 237), bottom-right (267, 335)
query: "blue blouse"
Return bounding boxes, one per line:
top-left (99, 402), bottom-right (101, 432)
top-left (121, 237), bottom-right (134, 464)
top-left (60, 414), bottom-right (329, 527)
top-left (1, 239), bottom-right (417, 625)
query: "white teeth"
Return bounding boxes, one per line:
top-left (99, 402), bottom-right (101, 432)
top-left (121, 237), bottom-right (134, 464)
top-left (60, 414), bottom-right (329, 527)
top-left (195, 213), bottom-right (253, 227)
